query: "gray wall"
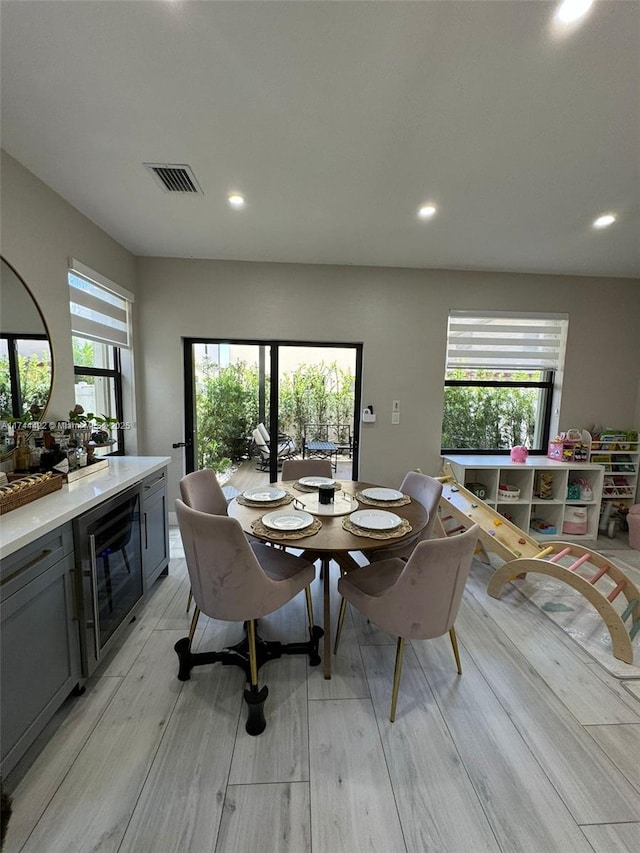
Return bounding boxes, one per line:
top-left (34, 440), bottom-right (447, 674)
top-left (2, 151), bottom-right (639, 506)
top-left (1, 151), bottom-right (138, 421)
top-left (136, 257), bottom-right (640, 501)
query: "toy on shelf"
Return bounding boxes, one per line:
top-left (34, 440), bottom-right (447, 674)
top-left (548, 429), bottom-right (589, 462)
top-left (535, 471), bottom-right (554, 500)
top-left (510, 445), bottom-right (528, 463)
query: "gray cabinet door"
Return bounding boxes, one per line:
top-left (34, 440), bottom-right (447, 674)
top-left (1, 544), bottom-right (80, 775)
top-left (141, 469), bottom-right (169, 591)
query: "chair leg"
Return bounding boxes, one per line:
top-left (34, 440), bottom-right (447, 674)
top-left (247, 618), bottom-right (259, 688)
top-left (305, 585), bottom-right (315, 632)
top-left (187, 606), bottom-right (200, 649)
top-left (449, 626), bottom-right (462, 674)
top-left (186, 587), bottom-right (193, 612)
top-left (390, 637), bottom-right (406, 723)
top-left (333, 597), bottom-right (348, 655)
top-left (244, 618), bottom-right (267, 736)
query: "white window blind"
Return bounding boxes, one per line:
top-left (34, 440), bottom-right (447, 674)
top-left (68, 260), bottom-right (134, 349)
top-left (446, 311), bottom-right (568, 371)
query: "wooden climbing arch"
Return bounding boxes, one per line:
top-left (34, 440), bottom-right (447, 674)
top-left (437, 465), bottom-right (640, 664)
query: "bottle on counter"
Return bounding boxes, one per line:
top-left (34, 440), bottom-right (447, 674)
top-left (13, 432), bottom-right (32, 473)
top-left (76, 446), bottom-right (88, 468)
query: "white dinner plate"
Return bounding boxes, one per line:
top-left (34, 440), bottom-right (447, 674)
top-left (298, 476), bottom-right (335, 487)
top-left (361, 487), bottom-right (404, 501)
top-left (350, 509), bottom-right (402, 531)
top-left (262, 509), bottom-right (314, 531)
top-left (243, 487), bottom-right (286, 502)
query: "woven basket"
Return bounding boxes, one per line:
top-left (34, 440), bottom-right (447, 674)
top-left (0, 473), bottom-right (63, 515)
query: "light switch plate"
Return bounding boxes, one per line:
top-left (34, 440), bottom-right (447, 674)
top-left (392, 412), bottom-right (400, 424)
top-left (392, 400), bottom-right (400, 412)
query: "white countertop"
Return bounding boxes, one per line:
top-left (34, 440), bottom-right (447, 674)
top-left (0, 456), bottom-right (170, 560)
top-left (443, 454), bottom-right (604, 469)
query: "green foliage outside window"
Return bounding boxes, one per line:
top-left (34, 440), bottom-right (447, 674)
top-left (195, 359), bottom-right (354, 473)
top-left (441, 369), bottom-right (539, 450)
top-left (0, 350), bottom-right (52, 419)
top-left (72, 337), bottom-right (98, 371)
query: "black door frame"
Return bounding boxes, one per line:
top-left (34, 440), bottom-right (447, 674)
top-left (183, 338), bottom-right (363, 481)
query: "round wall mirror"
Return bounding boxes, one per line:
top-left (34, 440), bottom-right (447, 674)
top-left (1, 256), bottom-right (54, 423)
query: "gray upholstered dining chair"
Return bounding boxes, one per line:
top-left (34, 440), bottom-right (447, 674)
top-left (175, 499), bottom-right (320, 734)
top-left (180, 469), bottom-right (231, 612)
top-left (334, 524), bottom-right (479, 722)
top-left (365, 471), bottom-right (444, 563)
top-left (180, 467), bottom-right (229, 516)
top-left (280, 458), bottom-right (333, 481)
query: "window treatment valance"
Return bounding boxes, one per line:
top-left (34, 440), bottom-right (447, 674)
top-left (446, 311), bottom-right (568, 372)
top-left (68, 260), bottom-right (133, 349)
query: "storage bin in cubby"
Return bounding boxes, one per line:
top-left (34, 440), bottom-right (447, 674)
top-left (530, 503), bottom-right (562, 536)
top-left (463, 469), bottom-right (498, 504)
top-left (498, 467), bottom-right (533, 500)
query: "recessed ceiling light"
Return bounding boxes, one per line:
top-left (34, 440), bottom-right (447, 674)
top-left (227, 193), bottom-right (245, 208)
top-left (555, 0), bottom-right (594, 24)
top-left (418, 204), bottom-right (437, 219)
top-left (592, 213), bottom-right (617, 229)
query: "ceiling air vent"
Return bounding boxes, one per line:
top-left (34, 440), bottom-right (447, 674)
top-left (144, 163), bottom-right (203, 194)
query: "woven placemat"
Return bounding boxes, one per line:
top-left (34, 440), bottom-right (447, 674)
top-left (251, 516), bottom-right (323, 540)
top-left (236, 493), bottom-right (293, 508)
top-left (342, 517), bottom-right (413, 540)
top-left (294, 480), bottom-right (342, 492)
top-left (355, 491), bottom-right (411, 507)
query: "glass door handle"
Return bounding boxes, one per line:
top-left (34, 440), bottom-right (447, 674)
top-left (172, 439), bottom-right (192, 448)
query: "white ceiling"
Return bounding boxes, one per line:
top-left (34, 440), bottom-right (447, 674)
top-left (1, 0), bottom-right (639, 277)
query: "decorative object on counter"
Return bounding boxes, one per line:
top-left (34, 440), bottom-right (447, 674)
top-left (64, 457), bottom-right (109, 483)
top-left (510, 445), bottom-right (528, 463)
top-left (0, 471), bottom-right (63, 514)
top-left (12, 430), bottom-right (32, 473)
top-left (53, 456), bottom-right (70, 475)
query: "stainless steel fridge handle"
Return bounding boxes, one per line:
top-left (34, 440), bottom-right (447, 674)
top-left (88, 534), bottom-right (101, 662)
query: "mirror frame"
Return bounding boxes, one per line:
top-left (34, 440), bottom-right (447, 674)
top-left (1, 255), bottom-right (55, 422)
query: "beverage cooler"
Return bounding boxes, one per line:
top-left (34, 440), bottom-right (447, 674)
top-left (73, 485), bottom-right (143, 676)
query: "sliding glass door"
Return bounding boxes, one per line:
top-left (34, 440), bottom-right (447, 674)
top-left (183, 339), bottom-right (362, 486)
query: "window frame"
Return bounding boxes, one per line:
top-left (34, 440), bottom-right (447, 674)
top-left (1, 332), bottom-right (50, 418)
top-left (441, 371), bottom-right (555, 455)
top-left (73, 340), bottom-right (125, 455)
top-left (441, 310), bottom-right (567, 455)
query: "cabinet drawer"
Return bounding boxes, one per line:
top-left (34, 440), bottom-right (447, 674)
top-left (141, 469), bottom-right (167, 500)
top-left (1, 523), bottom-right (73, 595)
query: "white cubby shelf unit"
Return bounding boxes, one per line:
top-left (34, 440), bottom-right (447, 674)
top-left (442, 455), bottom-right (605, 542)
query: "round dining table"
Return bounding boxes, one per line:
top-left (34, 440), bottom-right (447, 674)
top-left (228, 479), bottom-right (428, 678)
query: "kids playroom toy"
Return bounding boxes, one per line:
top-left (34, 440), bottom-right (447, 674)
top-left (437, 464), bottom-right (640, 664)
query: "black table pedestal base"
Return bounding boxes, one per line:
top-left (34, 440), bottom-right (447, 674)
top-left (174, 624), bottom-right (324, 735)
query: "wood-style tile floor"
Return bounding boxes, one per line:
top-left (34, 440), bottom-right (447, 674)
top-left (4, 529), bottom-right (640, 852)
